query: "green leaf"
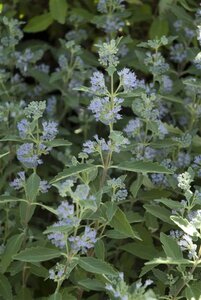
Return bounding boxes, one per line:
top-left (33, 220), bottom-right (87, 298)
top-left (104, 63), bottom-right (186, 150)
top-left (45, 139), bottom-right (71, 148)
top-left (149, 18), bottom-right (169, 39)
top-left (140, 264), bottom-right (156, 277)
top-left (130, 174), bottom-right (143, 198)
top-left (184, 282), bottom-right (201, 300)
top-left (29, 263), bottom-right (48, 278)
top-left (170, 216), bottom-right (199, 237)
top-left (0, 233), bottom-right (24, 273)
top-left (0, 151), bottom-right (9, 159)
top-left (78, 278), bottom-right (105, 291)
top-left (51, 164), bottom-right (98, 184)
top-left (159, 0), bottom-right (174, 14)
top-left (0, 135), bottom-right (22, 142)
top-left (26, 173), bottom-right (40, 203)
top-left (105, 230), bottom-right (129, 239)
top-left (95, 239), bottom-right (105, 260)
top-left (146, 257), bottom-right (193, 265)
top-left (170, 4), bottom-right (193, 23)
top-left (14, 247), bottom-right (61, 262)
top-left (24, 13), bottom-right (53, 33)
top-left (139, 189), bottom-right (172, 200)
top-left (49, 0), bottom-right (68, 24)
top-left (33, 203), bottom-right (57, 215)
top-left (43, 225), bottom-right (72, 234)
top-left (120, 242), bottom-right (158, 260)
top-left (152, 269), bottom-right (168, 284)
top-left (0, 274), bottom-right (12, 300)
top-left (179, 0), bottom-right (196, 12)
top-left (15, 288), bottom-right (32, 300)
top-left (160, 233), bottom-right (183, 260)
top-left (160, 95), bottom-right (183, 104)
top-left (48, 293), bottom-right (62, 300)
top-left (20, 202), bottom-right (36, 226)
top-left (154, 198), bottom-right (183, 210)
top-left (112, 161), bottom-right (172, 174)
top-left (104, 202), bottom-right (117, 222)
top-left (110, 207), bottom-right (141, 240)
top-left (144, 204), bottom-right (174, 224)
top-left (78, 257), bottom-right (117, 276)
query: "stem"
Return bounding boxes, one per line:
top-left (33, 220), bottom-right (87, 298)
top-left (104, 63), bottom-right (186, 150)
top-left (171, 259), bottom-right (200, 299)
top-left (3, 207), bottom-right (9, 242)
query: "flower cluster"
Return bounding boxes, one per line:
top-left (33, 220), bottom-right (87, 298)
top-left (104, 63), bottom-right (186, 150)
top-left (48, 201), bottom-right (78, 249)
top-left (117, 68), bottom-right (137, 92)
top-left (89, 96), bottom-right (123, 125)
top-left (170, 43), bottom-right (187, 63)
top-left (97, 39), bottom-right (120, 67)
top-left (17, 143), bottom-right (43, 168)
top-left (42, 121), bottom-right (58, 141)
top-left (15, 48), bottom-right (43, 74)
top-left (10, 171), bottom-right (50, 193)
top-left (170, 230), bottom-right (198, 260)
top-left (17, 119), bottom-right (30, 139)
top-left (10, 171), bottom-right (25, 190)
top-left (16, 101), bottom-right (58, 168)
top-left (161, 75), bottom-right (173, 93)
top-left (83, 135), bottom-right (110, 154)
top-left (97, 0), bottom-right (125, 14)
top-left (68, 226), bottom-right (97, 254)
top-left (90, 71), bottom-right (107, 94)
top-left (176, 152), bottom-right (191, 168)
top-left (124, 118), bottom-right (142, 137)
top-left (55, 180), bottom-right (75, 197)
top-left (49, 263), bottom-right (65, 282)
top-left (177, 171), bottom-right (193, 191)
top-left (105, 272), bottom-right (154, 300)
top-left (144, 52), bottom-right (169, 76)
top-left (24, 101), bottom-right (45, 119)
top-left (107, 177), bottom-right (128, 201)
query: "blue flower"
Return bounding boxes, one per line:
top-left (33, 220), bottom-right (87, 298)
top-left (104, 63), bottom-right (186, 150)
top-left (102, 17), bottom-right (124, 34)
top-left (184, 28), bottom-right (195, 39)
top-left (90, 71), bottom-right (106, 94)
top-left (42, 121), bottom-right (58, 141)
top-left (97, 0), bottom-right (107, 13)
top-left (161, 75), bottom-right (173, 93)
top-left (170, 43), bottom-right (187, 63)
top-left (17, 119), bottom-right (30, 138)
top-left (118, 68), bottom-right (137, 91)
top-left (48, 231), bottom-right (66, 249)
top-left (68, 226), bottom-right (97, 254)
top-left (151, 173), bottom-right (168, 186)
top-left (83, 135), bottom-right (110, 154)
top-left (173, 20), bottom-right (183, 32)
top-left (74, 184), bottom-right (90, 200)
top-left (124, 118), bottom-right (141, 137)
top-left (55, 180), bottom-right (74, 197)
top-left (177, 152), bottom-right (191, 168)
top-left (88, 96), bottom-right (123, 125)
top-left (194, 155), bottom-right (201, 165)
top-left (46, 96), bottom-right (57, 117)
top-left (57, 201), bottom-right (74, 221)
top-left (157, 121), bottom-right (168, 139)
top-left (17, 143), bottom-right (42, 168)
top-left (82, 139), bottom-right (96, 154)
top-left (49, 263), bottom-right (65, 281)
top-left (10, 171), bottom-right (25, 190)
top-left (39, 180), bottom-right (50, 193)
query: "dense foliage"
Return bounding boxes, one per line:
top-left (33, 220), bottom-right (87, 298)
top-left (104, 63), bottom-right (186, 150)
top-left (1, 0), bottom-right (201, 299)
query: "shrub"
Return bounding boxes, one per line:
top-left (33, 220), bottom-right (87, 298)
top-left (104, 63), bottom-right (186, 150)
top-left (1, 0), bottom-right (201, 299)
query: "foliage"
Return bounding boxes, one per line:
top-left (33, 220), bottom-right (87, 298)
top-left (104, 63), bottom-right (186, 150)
top-left (1, 0), bottom-right (201, 299)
